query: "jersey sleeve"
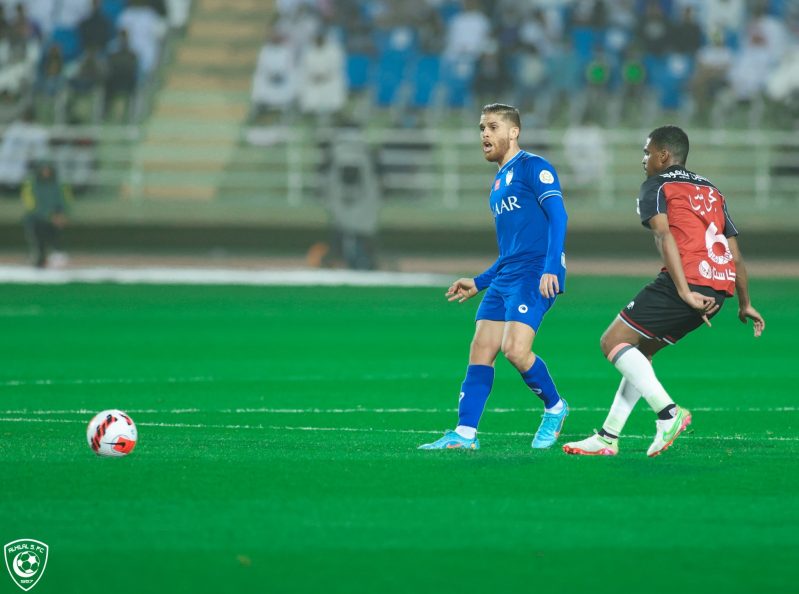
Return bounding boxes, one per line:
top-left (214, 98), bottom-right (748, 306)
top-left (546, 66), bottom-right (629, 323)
top-left (528, 157), bottom-right (563, 205)
top-left (722, 200), bottom-right (738, 237)
top-left (636, 175), bottom-right (666, 227)
top-left (474, 257), bottom-right (500, 292)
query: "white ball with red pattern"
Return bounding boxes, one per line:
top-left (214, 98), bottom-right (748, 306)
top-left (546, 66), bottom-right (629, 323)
top-left (86, 410), bottom-right (138, 457)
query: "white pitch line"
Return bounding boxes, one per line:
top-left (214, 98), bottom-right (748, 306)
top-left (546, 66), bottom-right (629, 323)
top-left (0, 373), bottom-right (434, 388)
top-left (0, 406), bottom-right (796, 416)
top-left (0, 266), bottom-right (450, 287)
top-left (0, 417), bottom-right (796, 442)
top-left (0, 376), bottom-right (217, 388)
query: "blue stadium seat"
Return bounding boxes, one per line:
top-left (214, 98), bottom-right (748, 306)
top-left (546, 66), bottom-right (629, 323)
top-left (659, 54), bottom-right (694, 109)
top-left (102, 0), bottom-right (126, 23)
top-left (51, 27), bottom-right (82, 62)
top-left (440, 57), bottom-right (475, 108)
top-left (410, 55), bottom-right (441, 108)
top-left (373, 28), bottom-right (418, 107)
top-left (346, 53), bottom-right (372, 92)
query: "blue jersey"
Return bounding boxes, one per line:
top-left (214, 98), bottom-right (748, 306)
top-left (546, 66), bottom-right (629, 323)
top-left (474, 150), bottom-right (568, 293)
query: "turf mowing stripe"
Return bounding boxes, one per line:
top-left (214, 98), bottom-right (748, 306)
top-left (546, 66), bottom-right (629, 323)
top-left (0, 416), bottom-right (796, 441)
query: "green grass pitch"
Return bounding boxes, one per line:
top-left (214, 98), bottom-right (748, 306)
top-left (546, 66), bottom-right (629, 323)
top-left (1, 277), bottom-right (797, 593)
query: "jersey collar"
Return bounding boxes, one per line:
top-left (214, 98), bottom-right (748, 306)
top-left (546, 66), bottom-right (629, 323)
top-left (498, 150), bottom-right (524, 174)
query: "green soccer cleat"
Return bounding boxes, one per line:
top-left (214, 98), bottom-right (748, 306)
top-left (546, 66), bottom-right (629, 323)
top-left (418, 430), bottom-right (479, 450)
top-left (532, 399), bottom-right (569, 449)
top-left (647, 407), bottom-right (692, 457)
top-left (563, 432), bottom-right (619, 456)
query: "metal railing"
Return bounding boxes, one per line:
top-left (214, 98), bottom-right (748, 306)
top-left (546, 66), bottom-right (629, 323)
top-left (1, 125), bottom-right (796, 227)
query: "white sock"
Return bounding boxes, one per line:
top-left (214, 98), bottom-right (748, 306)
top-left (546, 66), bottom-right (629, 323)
top-left (455, 425), bottom-right (476, 440)
top-left (602, 378), bottom-right (641, 437)
top-left (611, 345), bottom-right (673, 413)
top-left (545, 399), bottom-right (564, 414)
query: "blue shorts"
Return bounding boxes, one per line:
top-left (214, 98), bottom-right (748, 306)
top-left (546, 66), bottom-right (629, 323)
top-left (475, 283), bottom-right (556, 331)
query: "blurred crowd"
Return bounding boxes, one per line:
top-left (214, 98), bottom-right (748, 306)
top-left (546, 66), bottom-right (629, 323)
top-left (251, 0), bottom-right (799, 128)
top-left (0, 0), bottom-right (190, 127)
top-left (0, 0), bottom-right (190, 188)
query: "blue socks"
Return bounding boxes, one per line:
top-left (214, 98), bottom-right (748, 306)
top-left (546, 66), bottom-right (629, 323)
top-left (521, 357), bottom-right (561, 409)
top-left (457, 364), bottom-right (495, 429)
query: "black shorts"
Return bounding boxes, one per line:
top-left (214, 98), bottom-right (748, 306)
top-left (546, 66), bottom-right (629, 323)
top-left (618, 271), bottom-right (727, 345)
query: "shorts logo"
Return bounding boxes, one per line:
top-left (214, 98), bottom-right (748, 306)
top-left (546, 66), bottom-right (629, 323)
top-left (539, 170), bottom-right (554, 184)
top-left (518, 304), bottom-right (528, 313)
top-left (5, 539), bottom-right (48, 591)
top-left (626, 301), bottom-right (635, 310)
top-left (698, 260), bottom-right (713, 279)
top-left (458, 391), bottom-right (465, 401)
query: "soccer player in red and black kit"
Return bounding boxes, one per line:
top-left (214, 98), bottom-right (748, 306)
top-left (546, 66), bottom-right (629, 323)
top-left (564, 125), bottom-right (765, 457)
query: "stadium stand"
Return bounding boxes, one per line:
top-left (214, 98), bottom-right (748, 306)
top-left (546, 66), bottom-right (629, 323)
top-left (0, 0), bottom-right (796, 240)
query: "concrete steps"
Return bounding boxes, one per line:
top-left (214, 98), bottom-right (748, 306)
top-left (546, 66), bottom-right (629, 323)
top-left (127, 0), bottom-right (273, 201)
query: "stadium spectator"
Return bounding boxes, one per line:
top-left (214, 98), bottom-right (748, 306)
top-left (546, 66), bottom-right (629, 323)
top-left (518, 7), bottom-right (555, 57)
top-left (745, 0), bottom-right (789, 64)
top-left (22, 159), bottom-right (71, 269)
top-left (66, 46), bottom-right (106, 123)
top-left (250, 28), bottom-right (297, 122)
top-left (53, 0), bottom-right (93, 30)
top-left (117, 0), bottom-right (167, 76)
top-left (0, 107), bottom-right (48, 187)
top-left (298, 30), bottom-right (345, 120)
top-left (512, 42), bottom-right (546, 114)
top-left (701, 0), bottom-right (745, 44)
top-left (635, 2), bottom-right (670, 58)
top-left (78, 0), bottom-right (114, 52)
top-left (766, 45), bottom-right (799, 113)
top-left (164, 0), bottom-right (192, 30)
top-left (278, 3), bottom-right (322, 59)
top-left (669, 5), bottom-right (703, 57)
top-left (9, 3), bottom-right (41, 49)
top-left (443, 0), bottom-right (491, 64)
top-left (691, 29), bottom-right (733, 121)
top-left (34, 43), bottom-right (67, 123)
top-left (104, 29), bottom-right (138, 121)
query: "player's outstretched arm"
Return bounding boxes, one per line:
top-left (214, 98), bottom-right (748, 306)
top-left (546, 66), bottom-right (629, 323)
top-left (728, 236), bottom-right (765, 337)
top-left (446, 278), bottom-right (478, 303)
top-left (649, 214), bottom-right (719, 326)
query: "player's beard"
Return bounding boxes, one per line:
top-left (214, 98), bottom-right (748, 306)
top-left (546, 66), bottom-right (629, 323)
top-left (487, 136), bottom-right (510, 163)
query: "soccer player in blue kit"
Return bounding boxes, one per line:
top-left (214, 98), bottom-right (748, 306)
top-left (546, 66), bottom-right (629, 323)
top-left (419, 103), bottom-right (569, 450)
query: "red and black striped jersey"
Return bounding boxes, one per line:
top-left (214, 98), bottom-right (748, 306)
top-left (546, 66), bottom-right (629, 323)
top-left (637, 165), bottom-right (737, 296)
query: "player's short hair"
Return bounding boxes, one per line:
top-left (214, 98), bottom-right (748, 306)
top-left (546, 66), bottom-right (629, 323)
top-left (648, 125), bottom-right (689, 165)
top-left (481, 103), bottom-right (521, 130)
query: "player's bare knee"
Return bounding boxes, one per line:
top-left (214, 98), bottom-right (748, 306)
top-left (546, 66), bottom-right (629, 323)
top-left (469, 340), bottom-right (497, 365)
top-left (599, 331), bottom-right (614, 358)
top-left (501, 342), bottom-right (527, 369)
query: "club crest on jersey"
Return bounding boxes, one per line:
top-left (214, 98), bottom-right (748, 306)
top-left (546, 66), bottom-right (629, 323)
top-left (493, 196), bottom-right (521, 217)
top-left (539, 170), bottom-right (554, 184)
top-left (505, 169), bottom-right (513, 185)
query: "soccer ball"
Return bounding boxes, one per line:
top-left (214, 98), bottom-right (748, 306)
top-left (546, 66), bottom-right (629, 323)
top-left (86, 410), bottom-right (137, 457)
top-left (16, 552), bottom-right (39, 575)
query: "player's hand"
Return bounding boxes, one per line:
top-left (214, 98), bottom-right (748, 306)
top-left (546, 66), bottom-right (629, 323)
top-left (539, 273), bottom-right (559, 298)
top-left (446, 278), bottom-right (478, 303)
top-left (681, 291), bottom-right (719, 327)
top-left (51, 213), bottom-right (67, 228)
top-left (738, 304), bottom-right (765, 337)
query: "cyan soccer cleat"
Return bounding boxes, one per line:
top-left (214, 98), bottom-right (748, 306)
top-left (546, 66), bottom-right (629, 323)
top-left (418, 430), bottom-right (479, 450)
top-left (532, 399), bottom-right (569, 449)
